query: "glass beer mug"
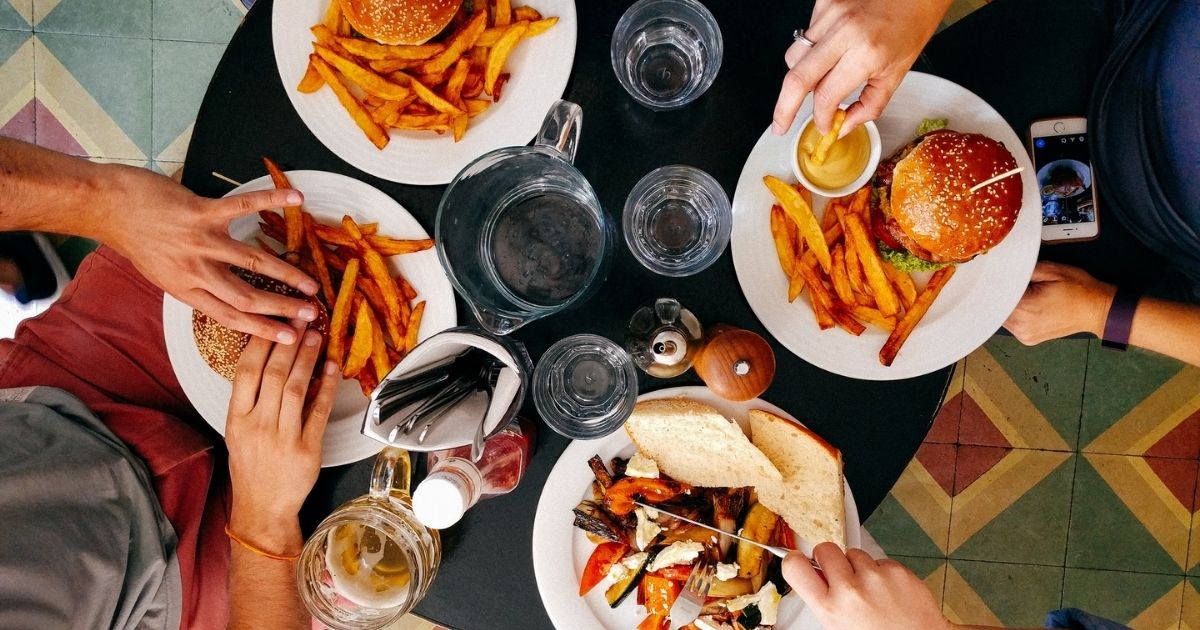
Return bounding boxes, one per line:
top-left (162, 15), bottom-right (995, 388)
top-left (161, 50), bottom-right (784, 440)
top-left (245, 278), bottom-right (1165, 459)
top-left (435, 100), bottom-right (615, 335)
top-left (297, 448), bottom-right (440, 629)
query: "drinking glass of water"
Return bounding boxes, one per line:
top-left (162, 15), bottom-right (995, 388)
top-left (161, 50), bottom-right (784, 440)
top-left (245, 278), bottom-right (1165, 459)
top-left (610, 0), bottom-right (723, 111)
top-left (532, 334), bottom-right (639, 439)
top-left (623, 165), bottom-right (732, 276)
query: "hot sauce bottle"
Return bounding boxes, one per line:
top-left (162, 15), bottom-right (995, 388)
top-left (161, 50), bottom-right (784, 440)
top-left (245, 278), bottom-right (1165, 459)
top-left (411, 416), bottom-right (535, 529)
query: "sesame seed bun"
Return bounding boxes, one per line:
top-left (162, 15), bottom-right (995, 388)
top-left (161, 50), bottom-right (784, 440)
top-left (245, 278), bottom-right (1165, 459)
top-left (340, 0), bottom-right (460, 45)
top-left (882, 131), bottom-right (1022, 264)
top-left (191, 269), bottom-right (330, 381)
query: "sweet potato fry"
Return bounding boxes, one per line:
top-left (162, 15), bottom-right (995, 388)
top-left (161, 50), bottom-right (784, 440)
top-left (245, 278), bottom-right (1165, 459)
top-left (763, 175), bottom-right (831, 273)
top-left (829, 244), bottom-right (856, 305)
top-left (302, 214), bottom-right (336, 307)
top-left (404, 301), bottom-right (426, 353)
top-left (769, 204), bottom-right (797, 278)
top-left (883, 262), bottom-right (918, 310)
top-left (485, 22), bottom-right (527, 95)
top-left (372, 237), bottom-right (435, 256)
top-left (297, 58), bottom-right (324, 93)
top-left (336, 38), bottom-right (444, 61)
top-left (343, 300), bottom-right (373, 378)
top-left (420, 10), bottom-right (487, 75)
top-left (849, 305), bottom-right (897, 332)
top-left (494, 0), bottom-right (512, 26)
top-left (843, 212), bottom-right (901, 316)
top-left (310, 55), bottom-right (390, 149)
top-left (366, 307), bottom-right (390, 381)
top-left (261, 157), bottom-right (304, 256)
top-left (513, 6), bottom-right (542, 21)
top-left (314, 45), bottom-right (412, 101)
top-left (328, 258), bottom-right (360, 365)
top-left (880, 265), bottom-right (957, 366)
top-left (342, 216), bottom-right (401, 325)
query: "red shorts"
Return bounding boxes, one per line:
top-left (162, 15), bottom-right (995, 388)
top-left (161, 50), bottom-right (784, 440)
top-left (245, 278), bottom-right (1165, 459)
top-left (0, 246), bottom-right (229, 629)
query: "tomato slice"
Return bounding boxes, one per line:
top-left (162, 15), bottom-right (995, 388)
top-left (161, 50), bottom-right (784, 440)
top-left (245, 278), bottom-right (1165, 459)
top-left (653, 565), bottom-right (693, 581)
top-left (579, 542), bottom-right (628, 596)
top-left (642, 575), bottom-right (683, 616)
top-left (636, 613), bottom-right (669, 630)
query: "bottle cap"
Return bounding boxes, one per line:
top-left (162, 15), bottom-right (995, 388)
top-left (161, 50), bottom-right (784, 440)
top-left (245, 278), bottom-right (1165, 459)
top-left (412, 473), bottom-right (468, 529)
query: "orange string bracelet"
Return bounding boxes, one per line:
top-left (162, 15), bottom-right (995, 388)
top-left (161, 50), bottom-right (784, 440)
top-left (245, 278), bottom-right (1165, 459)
top-left (224, 524), bottom-right (301, 561)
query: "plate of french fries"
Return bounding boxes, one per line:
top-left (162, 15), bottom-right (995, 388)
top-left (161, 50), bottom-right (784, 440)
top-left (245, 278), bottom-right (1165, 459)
top-left (731, 73), bottom-right (1041, 380)
top-left (273, 0), bottom-right (576, 185)
top-left (163, 168), bottom-right (457, 466)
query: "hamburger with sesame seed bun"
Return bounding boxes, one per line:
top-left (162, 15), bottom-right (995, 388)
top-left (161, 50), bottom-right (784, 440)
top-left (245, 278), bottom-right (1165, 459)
top-left (871, 125), bottom-right (1022, 272)
top-left (191, 269), bottom-right (329, 381)
top-left (340, 0), bottom-right (460, 45)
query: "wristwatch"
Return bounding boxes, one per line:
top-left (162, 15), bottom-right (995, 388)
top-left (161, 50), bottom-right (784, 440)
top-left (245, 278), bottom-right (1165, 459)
top-left (1101, 286), bottom-right (1140, 351)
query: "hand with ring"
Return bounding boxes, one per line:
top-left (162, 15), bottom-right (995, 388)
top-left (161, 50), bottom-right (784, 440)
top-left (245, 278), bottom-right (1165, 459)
top-left (772, 0), bottom-right (954, 137)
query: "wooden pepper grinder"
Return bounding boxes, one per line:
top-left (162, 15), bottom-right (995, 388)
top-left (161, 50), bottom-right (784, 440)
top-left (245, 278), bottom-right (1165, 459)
top-left (692, 324), bottom-right (776, 402)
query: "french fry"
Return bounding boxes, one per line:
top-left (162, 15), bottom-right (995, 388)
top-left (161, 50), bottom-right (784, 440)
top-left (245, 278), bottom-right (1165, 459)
top-left (393, 72), bottom-right (465, 115)
top-left (371, 98), bottom-right (404, 126)
top-left (848, 186), bottom-right (871, 224)
top-left (369, 58), bottom-right (424, 73)
top-left (310, 25), bottom-right (345, 52)
top-left (343, 300), bottom-right (373, 378)
top-left (452, 114), bottom-right (469, 142)
top-left (795, 263), bottom-right (835, 330)
top-left (310, 55), bottom-right (390, 149)
top-left (821, 197), bottom-right (840, 231)
top-left (366, 307), bottom-right (390, 381)
top-left (261, 157), bottom-right (304, 256)
top-left (356, 369), bottom-right (379, 397)
top-left (843, 212), bottom-right (901, 316)
top-left (494, 0), bottom-right (512, 26)
top-left (328, 258), bottom-right (360, 365)
top-left (849, 305), bottom-right (897, 332)
top-left (360, 277), bottom-right (405, 348)
top-left (880, 265), bottom-right (957, 366)
top-left (809, 109), bottom-right (846, 166)
top-left (392, 113), bottom-right (452, 131)
top-left (769, 205), bottom-right (796, 278)
top-left (302, 213), bottom-right (336, 307)
top-left (314, 45), bottom-right (412, 101)
top-left (788, 222), bottom-right (843, 296)
top-left (322, 0), bottom-right (343, 32)
top-left (882, 262), bottom-right (918, 310)
top-left (829, 244), bottom-right (856, 305)
top-left (336, 38), bottom-right (444, 61)
top-left (404, 301), bottom-right (426, 353)
top-left (465, 98), bottom-right (491, 116)
top-left (525, 16), bottom-right (557, 36)
top-left (845, 244), bottom-right (868, 295)
top-left (445, 58), bottom-right (470, 103)
top-left (414, 68), bottom-right (450, 87)
top-left (342, 216), bottom-right (402, 324)
top-left (420, 10), bottom-right (487, 75)
top-left (485, 22), bottom-right (528, 95)
top-left (513, 6), bottom-right (542, 21)
top-left (297, 58), bottom-right (324, 93)
top-left (492, 72), bottom-right (511, 101)
top-left (763, 175), bottom-right (831, 273)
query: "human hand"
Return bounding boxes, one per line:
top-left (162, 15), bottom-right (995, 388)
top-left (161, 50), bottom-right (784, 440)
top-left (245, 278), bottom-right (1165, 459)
top-left (1004, 261), bottom-right (1116, 345)
top-left (783, 543), bottom-right (954, 630)
top-left (772, 0), bottom-right (951, 136)
top-left (226, 326), bottom-right (338, 553)
top-left (100, 165), bottom-right (319, 344)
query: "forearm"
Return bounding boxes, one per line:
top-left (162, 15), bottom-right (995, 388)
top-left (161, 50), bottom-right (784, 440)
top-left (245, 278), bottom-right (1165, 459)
top-left (1127, 297), bottom-right (1200, 366)
top-left (227, 510), bottom-right (310, 630)
top-left (0, 138), bottom-right (131, 241)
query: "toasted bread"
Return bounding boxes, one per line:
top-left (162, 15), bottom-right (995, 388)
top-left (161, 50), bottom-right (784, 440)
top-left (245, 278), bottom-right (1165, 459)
top-left (749, 409), bottom-right (846, 547)
top-left (625, 399), bottom-right (783, 488)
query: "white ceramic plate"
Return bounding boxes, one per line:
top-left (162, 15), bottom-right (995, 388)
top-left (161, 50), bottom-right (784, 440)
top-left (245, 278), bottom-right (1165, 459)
top-left (162, 170), bottom-right (457, 467)
top-left (272, 0), bottom-right (578, 185)
top-left (532, 386), bottom-right (861, 630)
top-left (730, 72), bottom-right (1041, 381)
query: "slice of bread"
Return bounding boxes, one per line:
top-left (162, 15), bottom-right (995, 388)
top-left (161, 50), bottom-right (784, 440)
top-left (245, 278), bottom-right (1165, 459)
top-left (625, 399), bottom-right (783, 488)
top-left (749, 409), bottom-right (846, 547)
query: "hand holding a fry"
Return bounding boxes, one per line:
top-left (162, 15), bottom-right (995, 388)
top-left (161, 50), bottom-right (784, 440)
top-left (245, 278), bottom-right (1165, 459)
top-left (772, 0), bottom-right (951, 136)
top-left (1003, 261), bottom-right (1116, 346)
top-left (98, 164), bottom-right (320, 344)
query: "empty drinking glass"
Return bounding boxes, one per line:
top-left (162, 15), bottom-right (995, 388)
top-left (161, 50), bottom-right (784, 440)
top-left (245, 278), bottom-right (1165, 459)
top-left (623, 165), bottom-right (732, 276)
top-left (532, 334), bottom-right (638, 439)
top-left (611, 0), bottom-right (723, 111)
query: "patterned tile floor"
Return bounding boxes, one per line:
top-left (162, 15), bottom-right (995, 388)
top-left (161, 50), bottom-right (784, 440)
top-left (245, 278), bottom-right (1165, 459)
top-left (1, 0), bottom-right (1197, 628)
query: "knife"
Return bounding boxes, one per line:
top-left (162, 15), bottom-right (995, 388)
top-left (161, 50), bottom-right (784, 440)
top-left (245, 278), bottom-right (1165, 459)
top-left (633, 500), bottom-right (819, 567)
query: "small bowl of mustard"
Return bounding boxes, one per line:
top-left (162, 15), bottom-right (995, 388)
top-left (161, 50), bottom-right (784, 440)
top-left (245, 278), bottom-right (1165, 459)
top-left (790, 114), bottom-right (881, 198)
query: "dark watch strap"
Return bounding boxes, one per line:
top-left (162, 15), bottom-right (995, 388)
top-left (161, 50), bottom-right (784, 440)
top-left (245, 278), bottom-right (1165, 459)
top-left (1101, 286), bottom-right (1141, 351)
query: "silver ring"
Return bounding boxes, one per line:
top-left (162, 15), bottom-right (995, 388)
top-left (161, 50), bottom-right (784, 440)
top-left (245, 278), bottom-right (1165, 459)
top-left (793, 28), bottom-right (816, 48)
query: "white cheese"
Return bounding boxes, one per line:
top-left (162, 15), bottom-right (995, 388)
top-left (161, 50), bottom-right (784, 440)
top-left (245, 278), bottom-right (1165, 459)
top-left (714, 562), bottom-right (740, 581)
top-left (624, 452), bottom-right (660, 478)
top-left (693, 616), bottom-right (734, 630)
top-left (723, 593), bottom-right (757, 612)
top-left (647, 541), bottom-right (704, 572)
top-left (621, 552), bottom-right (649, 570)
top-left (606, 561), bottom-right (631, 583)
top-left (642, 505), bottom-right (659, 519)
top-left (723, 582), bottom-right (781, 626)
top-left (634, 508), bottom-right (662, 551)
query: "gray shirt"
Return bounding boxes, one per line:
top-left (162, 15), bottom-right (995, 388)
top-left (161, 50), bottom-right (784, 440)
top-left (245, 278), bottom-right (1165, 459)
top-left (0, 387), bottom-right (182, 630)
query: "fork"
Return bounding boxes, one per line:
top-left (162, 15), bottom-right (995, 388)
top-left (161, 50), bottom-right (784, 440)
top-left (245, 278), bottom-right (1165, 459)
top-left (669, 561), bottom-right (714, 630)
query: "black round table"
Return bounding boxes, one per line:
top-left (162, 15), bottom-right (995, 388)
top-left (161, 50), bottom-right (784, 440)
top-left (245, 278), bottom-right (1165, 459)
top-left (182, 2), bottom-right (954, 628)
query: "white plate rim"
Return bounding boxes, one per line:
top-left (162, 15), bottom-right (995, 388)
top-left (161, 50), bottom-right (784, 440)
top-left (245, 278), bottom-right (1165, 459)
top-left (730, 71), bottom-right (1042, 381)
top-left (271, 0), bottom-right (578, 185)
top-left (162, 170), bottom-right (457, 467)
top-left (531, 386), bottom-right (860, 630)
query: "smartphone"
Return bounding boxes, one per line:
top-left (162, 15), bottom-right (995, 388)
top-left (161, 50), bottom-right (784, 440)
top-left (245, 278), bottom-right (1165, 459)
top-left (1028, 117), bottom-right (1100, 242)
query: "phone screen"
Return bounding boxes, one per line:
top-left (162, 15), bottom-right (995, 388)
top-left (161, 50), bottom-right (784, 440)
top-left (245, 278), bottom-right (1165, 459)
top-left (1032, 132), bottom-right (1095, 226)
